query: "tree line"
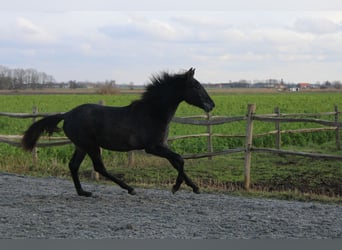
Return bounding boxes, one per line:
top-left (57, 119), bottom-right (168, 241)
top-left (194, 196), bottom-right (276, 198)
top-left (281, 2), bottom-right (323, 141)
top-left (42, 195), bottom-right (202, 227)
top-left (0, 65), bottom-right (55, 90)
top-left (1, 64), bottom-right (342, 91)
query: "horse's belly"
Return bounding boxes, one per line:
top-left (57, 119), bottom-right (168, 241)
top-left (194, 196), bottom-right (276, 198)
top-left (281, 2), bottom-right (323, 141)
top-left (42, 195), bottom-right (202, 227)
top-left (98, 134), bottom-right (145, 151)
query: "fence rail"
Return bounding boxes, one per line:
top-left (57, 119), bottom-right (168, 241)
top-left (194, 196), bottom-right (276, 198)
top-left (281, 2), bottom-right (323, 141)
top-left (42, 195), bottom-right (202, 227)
top-left (254, 115), bottom-right (342, 127)
top-left (0, 111), bottom-right (63, 118)
top-left (1, 103), bottom-right (341, 190)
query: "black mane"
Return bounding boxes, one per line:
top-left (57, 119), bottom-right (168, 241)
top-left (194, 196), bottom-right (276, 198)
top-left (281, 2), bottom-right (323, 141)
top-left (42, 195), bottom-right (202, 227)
top-left (140, 71), bottom-right (186, 102)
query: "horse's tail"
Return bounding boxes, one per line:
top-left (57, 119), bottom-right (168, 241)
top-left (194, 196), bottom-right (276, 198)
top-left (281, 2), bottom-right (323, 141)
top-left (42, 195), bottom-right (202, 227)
top-left (21, 114), bottom-right (65, 152)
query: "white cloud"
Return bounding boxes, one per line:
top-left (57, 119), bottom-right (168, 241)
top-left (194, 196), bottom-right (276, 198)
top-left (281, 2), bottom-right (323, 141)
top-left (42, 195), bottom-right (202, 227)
top-left (138, 18), bottom-right (180, 41)
top-left (294, 16), bottom-right (342, 34)
top-left (171, 15), bottom-right (230, 30)
top-left (100, 13), bottom-right (183, 42)
top-left (15, 17), bottom-right (55, 43)
top-left (219, 52), bottom-right (269, 62)
top-left (16, 17), bottom-right (41, 34)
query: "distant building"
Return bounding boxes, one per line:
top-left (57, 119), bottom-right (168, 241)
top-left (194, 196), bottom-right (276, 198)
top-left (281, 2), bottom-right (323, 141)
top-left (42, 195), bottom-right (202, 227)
top-left (298, 83), bottom-right (311, 89)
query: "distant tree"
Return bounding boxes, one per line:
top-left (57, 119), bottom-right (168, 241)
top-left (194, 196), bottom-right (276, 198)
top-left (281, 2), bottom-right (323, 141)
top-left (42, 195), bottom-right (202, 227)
top-left (97, 80), bottom-right (119, 95)
top-left (324, 81), bottom-right (332, 89)
top-left (333, 81), bottom-right (342, 89)
top-left (0, 75), bottom-right (12, 89)
top-left (105, 80), bottom-right (116, 88)
top-left (129, 82), bottom-right (134, 90)
top-left (69, 80), bottom-right (78, 89)
top-left (0, 65), bottom-right (56, 89)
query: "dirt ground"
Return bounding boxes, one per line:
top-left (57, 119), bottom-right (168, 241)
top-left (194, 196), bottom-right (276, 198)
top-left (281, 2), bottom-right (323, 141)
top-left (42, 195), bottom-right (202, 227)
top-left (1, 172), bottom-right (341, 239)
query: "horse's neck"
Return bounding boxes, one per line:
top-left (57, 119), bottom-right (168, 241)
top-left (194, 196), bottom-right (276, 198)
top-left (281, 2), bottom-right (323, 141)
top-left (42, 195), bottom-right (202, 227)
top-left (154, 99), bottom-right (180, 122)
top-left (163, 103), bottom-right (179, 124)
top-left (137, 97), bottom-right (181, 124)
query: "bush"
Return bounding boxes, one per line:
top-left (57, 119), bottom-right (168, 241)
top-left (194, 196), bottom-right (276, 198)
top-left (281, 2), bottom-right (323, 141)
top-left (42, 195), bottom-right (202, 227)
top-left (96, 85), bottom-right (120, 95)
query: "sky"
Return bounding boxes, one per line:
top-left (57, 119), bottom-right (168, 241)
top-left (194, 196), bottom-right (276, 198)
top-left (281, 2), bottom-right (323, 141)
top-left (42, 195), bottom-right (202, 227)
top-left (1, 0), bottom-right (342, 84)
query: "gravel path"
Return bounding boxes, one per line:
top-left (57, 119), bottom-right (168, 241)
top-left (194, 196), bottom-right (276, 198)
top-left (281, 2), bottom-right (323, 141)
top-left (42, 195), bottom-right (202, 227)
top-left (0, 172), bottom-right (341, 239)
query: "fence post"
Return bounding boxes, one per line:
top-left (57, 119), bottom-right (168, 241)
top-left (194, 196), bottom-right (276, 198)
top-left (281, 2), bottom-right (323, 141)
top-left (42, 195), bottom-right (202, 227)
top-left (274, 107), bottom-right (281, 149)
top-left (32, 106), bottom-right (38, 165)
top-left (206, 112), bottom-right (213, 160)
top-left (244, 104), bottom-right (256, 191)
top-left (335, 105), bottom-right (341, 150)
top-left (128, 151), bottom-right (134, 167)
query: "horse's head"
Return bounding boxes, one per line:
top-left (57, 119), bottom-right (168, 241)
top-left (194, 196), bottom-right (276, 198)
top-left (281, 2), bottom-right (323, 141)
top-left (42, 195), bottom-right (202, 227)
top-left (183, 68), bottom-right (215, 113)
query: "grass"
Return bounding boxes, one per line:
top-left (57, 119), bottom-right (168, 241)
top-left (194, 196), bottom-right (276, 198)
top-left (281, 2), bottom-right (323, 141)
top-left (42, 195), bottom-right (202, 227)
top-left (1, 144), bottom-right (341, 204)
top-left (1, 91), bottom-right (342, 203)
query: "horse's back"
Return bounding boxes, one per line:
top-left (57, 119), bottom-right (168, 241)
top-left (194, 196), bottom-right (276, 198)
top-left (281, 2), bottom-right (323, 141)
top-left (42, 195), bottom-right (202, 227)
top-left (63, 104), bottom-right (122, 145)
top-left (62, 103), bottom-right (146, 151)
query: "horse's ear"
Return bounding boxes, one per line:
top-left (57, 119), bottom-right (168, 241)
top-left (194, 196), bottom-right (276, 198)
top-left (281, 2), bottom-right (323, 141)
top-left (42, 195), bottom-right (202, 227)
top-left (186, 68), bottom-right (195, 80)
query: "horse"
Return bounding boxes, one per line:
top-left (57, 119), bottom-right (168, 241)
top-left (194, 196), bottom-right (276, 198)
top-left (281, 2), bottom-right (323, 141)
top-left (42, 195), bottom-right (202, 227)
top-left (21, 68), bottom-right (215, 197)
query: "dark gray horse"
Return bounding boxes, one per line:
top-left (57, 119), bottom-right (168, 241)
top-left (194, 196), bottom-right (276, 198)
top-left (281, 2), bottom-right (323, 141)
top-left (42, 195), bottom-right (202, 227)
top-left (22, 68), bottom-right (215, 197)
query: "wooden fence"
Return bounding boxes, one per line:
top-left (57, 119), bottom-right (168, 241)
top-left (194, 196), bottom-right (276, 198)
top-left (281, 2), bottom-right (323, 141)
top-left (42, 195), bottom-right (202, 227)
top-left (1, 103), bottom-right (342, 190)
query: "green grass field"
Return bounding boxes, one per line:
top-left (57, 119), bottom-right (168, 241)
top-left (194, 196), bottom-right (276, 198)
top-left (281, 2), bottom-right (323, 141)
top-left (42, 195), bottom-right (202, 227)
top-left (0, 91), bottom-right (342, 202)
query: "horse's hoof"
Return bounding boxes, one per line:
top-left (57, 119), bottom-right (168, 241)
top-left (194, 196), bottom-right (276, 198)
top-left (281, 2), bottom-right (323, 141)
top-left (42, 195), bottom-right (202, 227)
top-left (78, 190), bottom-right (92, 197)
top-left (129, 189), bottom-right (136, 195)
top-left (193, 188), bottom-right (200, 194)
top-left (171, 186), bottom-right (178, 194)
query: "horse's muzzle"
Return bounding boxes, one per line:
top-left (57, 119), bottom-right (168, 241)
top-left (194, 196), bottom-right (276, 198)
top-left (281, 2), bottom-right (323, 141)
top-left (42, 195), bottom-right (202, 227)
top-left (204, 100), bottom-right (215, 113)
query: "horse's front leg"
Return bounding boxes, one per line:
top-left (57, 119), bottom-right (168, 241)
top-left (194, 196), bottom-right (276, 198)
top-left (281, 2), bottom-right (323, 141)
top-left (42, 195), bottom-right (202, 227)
top-left (145, 145), bottom-right (199, 194)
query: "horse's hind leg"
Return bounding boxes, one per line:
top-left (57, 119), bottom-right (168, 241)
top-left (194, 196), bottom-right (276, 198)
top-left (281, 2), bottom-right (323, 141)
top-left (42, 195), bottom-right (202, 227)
top-left (88, 148), bottom-right (136, 195)
top-left (69, 148), bottom-right (92, 197)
